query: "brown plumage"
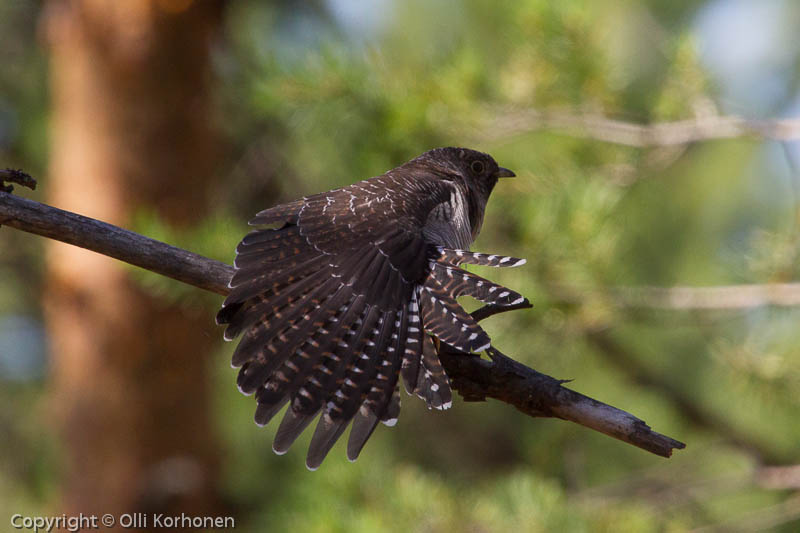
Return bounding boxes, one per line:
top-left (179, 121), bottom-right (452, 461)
top-left (218, 147), bottom-right (528, 469)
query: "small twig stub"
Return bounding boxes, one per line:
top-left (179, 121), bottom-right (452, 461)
top-left (0, 168), bottom-right (37, 193)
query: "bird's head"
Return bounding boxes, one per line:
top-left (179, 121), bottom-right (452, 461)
top-left (408, 147), bottom-right (515, 237)
top-left (411, 146), bottom-right (515, 202)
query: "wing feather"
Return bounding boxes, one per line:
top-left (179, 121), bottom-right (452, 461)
top-left (221, 172), bottom-right (528, 466)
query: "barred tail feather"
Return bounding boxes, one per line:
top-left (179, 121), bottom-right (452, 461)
top-left (419, 281), bottom-right (490, 353)
top-left (414, 334), bottom-right (452, 410)
top-left (304, 308), bottom-right (396, 468)
top-left (344, 305), bottom-right (408, 462)
top-left (298, 301), bottom-right (376, 413)
top-left (360, 329), bottom-right (404, 426)
top-left (400, 291), bottom-right (423, 394)
top-left (327, 309), bottom-right (397, 421)
top-left (437, 248), bottom-right (527, 268)
top-left (346, 301), bottom-right (410, 462)
top-left (429, 261), bottom-right (528, 307)
top-left (382, 386), bottom-right (401, 426)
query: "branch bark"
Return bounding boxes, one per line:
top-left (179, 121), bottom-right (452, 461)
top-left (0, 172), bottom-right (231, 296)
top-left (439, 345), bottom-right (685, 458)
top-left (0, 175), bottom-right (686, 459)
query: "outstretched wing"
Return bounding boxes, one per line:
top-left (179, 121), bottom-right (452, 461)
top-left (221, 175), bottom-right (450, 467)
top-left (219, 173), bottom-right (528, 468)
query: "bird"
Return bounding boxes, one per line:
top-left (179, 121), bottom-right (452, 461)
top-left (217, 147), bottom-right (528, 470)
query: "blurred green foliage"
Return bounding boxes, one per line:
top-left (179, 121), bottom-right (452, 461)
top-left (3, 0), bottom-right (800, 531)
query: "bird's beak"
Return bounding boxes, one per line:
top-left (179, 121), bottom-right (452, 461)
top-left (495, 167), bottom-right (516, 178)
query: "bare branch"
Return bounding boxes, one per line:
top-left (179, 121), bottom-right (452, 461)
top-left (549, 283), bottom-right (800, 310)
top-left (440, 345), bottom-right (685, 457)
top-left (0, 181), bottom-right (232, 296)
top-left (0, 184), bottom-right (685, 459)
top-left (483, 109), bottom-right (800, 146)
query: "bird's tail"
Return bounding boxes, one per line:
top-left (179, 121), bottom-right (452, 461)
top-left (407, 250), bottom-right (529, 409)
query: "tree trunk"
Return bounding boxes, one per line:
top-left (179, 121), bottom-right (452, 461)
top-left (42, 0), bottom-right (224, 524)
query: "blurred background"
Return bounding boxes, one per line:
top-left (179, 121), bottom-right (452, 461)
top-left (1, 0), bottom-right (800, 531)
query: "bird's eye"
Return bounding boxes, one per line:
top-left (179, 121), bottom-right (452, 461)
top-left (470, 160), bottom-right (485, 174)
